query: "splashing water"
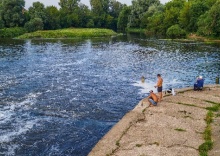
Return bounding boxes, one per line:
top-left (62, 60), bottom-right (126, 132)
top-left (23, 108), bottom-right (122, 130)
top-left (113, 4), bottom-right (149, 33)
top-left (0, 36), bottom-right (220, 155)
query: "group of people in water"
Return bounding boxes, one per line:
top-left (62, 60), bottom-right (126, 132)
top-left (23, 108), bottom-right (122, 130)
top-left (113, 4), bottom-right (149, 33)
top-left (144, 74), bottom-right (204, 107)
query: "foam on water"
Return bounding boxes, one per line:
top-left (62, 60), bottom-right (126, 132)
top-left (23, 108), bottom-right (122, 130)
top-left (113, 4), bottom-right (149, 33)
top-left (0, 92), bottom-right (41, 154)
top-left (133, 78), bottom-right (184, 95)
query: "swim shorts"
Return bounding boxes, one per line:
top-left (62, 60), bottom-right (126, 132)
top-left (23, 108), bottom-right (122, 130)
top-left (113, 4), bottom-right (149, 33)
top-left (157, 86), bottom-right (162, 92)
top-left (149, 99), bottom-right (157, 106)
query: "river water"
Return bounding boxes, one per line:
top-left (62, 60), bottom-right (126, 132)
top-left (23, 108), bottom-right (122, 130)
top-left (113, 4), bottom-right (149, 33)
top-left (0, 35), bottom-right (220, 155)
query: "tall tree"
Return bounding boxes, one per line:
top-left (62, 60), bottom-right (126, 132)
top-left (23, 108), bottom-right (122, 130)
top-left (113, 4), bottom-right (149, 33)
top-left (117, 6), bottom-right (131, 32)
top-left (44, 6), bottom-right (61, 30)
top-left (28, 2), bottom-right (46, 20)
top-left (128, 0), bottom-right (160, 28)
top-left (59, 0), bottom-right (80, 13)
top-left (1, 0), bottom-right (25, 27)
top-left (187, 1), bottom-right (208, 32)
top-left (163, 0), bottom-right (185, 31)
top-left (197, 0), bottom-right (220, 37)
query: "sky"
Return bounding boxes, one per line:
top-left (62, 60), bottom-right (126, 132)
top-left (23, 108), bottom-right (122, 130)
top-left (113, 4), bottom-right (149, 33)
top-left (25, 0), bottom-right (171, 9)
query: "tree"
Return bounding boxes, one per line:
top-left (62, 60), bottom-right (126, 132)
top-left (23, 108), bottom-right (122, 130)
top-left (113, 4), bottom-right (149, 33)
top-left (128, 0), bottom-right (160, 28)
top-left (186, 1), bottom-right (208, 32)
top-left (166, 24), bottom-right (186, 39)
top-left (163, 0), bottom-right (185, 31)
top-left (90, 0), bottom-right (109, 16)
top-left (44, 6), bottom-right (60, 30)
top-left (24, 18), bottom-right (43, 32)
top-left (77, 4), bottom-right (92, 28)
top-left (179, 1), bottom-right (191, 31)
top-left (1, 0), bottom-right (25, 27)
top-left (59, 0), bottom-right (80, 13)
top-left (146, 7), bottom-right (164, 35)
top-left (28, 2), bottom-right (47, 29)
top-left (117, 6), bottom-right (131, 32)
top-left (197, 0), bottom-right (220, 37)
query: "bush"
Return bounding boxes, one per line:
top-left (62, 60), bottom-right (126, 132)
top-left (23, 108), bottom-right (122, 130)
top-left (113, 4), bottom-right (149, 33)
top-left (0, 27), bottom-right (26, 38)
top-left (24, 18), bottom-right (44, 32)
top-left (166, 24), bottom-right (186, 39)
top-left (0, 18), bottom-right (4, 29)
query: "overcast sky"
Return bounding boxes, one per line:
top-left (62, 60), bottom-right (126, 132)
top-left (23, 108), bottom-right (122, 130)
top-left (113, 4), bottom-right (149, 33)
top-left (25, 0), bottom-right (171, 9)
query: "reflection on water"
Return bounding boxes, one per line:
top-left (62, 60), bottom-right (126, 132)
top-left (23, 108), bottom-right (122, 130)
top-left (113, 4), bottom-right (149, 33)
top-left (0, 35), bottom-right (220, 155)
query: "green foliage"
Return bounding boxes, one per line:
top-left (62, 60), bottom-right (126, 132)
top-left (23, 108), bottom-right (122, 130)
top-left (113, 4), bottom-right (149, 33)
top-left (0, 18), bottom-right (4, 29)
top-left (166, 24), bottom-right (186, 39)
top-left (163, 0), bottom-right (185, 31)
top-left (24, 18), bottom-right (44, 32)
top-left (198, 110), bottom-right (214, 156)
top-left (1, 0), bottom-right (25, 27)
top-left (16, 28), bottom-right (117, 39)
top-left (187, 1), bottom-right (208, 32)
top-left (44, 6), bottom-right (60, 30)
top-left (197, 0), bottom-right (220, 37)
top-left (199, 140), bottom-right (213, 156)
top-left (174, 128), bottom-right (186, 132)
top-left (0, 27), bottom-right (26, 38)
top-left (117, 6), bottom-right (131, 32)
top-left (86, 19), bottom-right (95, 28)
top-left (128, 0), bottom-right (160, 28)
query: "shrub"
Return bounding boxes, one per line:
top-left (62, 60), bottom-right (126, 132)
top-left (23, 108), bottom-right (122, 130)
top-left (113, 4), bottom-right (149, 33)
top-left (0, 27), bottom-right (26, 38)
top-left (24, 18), bottom-right (44, 32)
top-left (166, 24), bottom-right (186, 39)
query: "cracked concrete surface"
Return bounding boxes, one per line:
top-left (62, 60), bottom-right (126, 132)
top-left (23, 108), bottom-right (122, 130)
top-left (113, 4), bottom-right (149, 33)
top-left (88, 85), bottom-right (220, 156)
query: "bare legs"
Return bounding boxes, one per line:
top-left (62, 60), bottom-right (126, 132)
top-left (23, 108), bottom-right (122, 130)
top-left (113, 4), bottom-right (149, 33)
top-left (158, 92), bottom-right (162, 102)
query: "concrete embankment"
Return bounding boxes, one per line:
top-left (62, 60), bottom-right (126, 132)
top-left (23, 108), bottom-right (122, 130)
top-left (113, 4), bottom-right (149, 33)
top-left (88, 85), bottom-right (220, 156)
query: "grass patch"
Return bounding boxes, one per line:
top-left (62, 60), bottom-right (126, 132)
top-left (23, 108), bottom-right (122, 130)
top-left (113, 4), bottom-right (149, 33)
top-left (126, 28), bottom-right (145, 33)
top-left (174, 128), bottom-right (186, 132)
top-left (199, 110), bottom-right (213, 156)
top-left (16, 28), bottom-right (117, 39)
top-left (206, 105), bottom-right (219, 112)
top-left (205, 100), bottom-right (220, 105)
top-left (115, 140), bottom-right (120, 146)
top-left (149, 142), bottom-right (159, 146)
top-left (205, 100), bottom-right (220, 112)
top-left (177, 102), bottom-right (198, 107)
top-left (199, 140), bottom-right (213, 156)
top-left (216, 113), bottom-right (220, 117)
top-left (136, 144), bottom-right (142, 147)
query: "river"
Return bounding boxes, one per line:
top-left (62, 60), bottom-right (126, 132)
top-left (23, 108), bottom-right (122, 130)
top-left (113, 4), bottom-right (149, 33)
top-left (0, 35), bottom-right (220, 155)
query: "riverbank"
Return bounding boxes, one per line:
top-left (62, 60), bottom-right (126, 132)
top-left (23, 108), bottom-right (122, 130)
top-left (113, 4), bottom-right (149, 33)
top-left (88, 85), bottom-right (220, 156)
top-left (16, 28), bottom-right (117, 39)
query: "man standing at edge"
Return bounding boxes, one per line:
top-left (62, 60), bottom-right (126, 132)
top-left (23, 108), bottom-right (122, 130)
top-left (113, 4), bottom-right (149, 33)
top-left (154, 74), bottom-right (163, 102)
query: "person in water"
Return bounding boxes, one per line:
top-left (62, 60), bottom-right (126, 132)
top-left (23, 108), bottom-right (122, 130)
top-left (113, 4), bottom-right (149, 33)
top-left (154, 74), bottom-right (163, 102)
top-left (148, 90), bottom-right (158, 106)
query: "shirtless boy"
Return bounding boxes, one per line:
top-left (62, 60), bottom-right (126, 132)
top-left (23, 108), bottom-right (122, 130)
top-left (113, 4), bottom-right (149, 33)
top-left (154, 74), bottom-right (163, 102)
top-left (148, 90), bottom-right (158, 106)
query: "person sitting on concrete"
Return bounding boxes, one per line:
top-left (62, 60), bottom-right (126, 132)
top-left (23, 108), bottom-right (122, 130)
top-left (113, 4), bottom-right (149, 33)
top-left (194, 76), bottom-right (204, 91)
top-left (148, 90), bottom-right (158, 106)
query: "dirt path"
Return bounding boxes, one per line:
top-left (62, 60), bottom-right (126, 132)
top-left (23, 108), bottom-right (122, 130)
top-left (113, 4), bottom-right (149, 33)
top-left (88, 85), bottom-right (220, 156)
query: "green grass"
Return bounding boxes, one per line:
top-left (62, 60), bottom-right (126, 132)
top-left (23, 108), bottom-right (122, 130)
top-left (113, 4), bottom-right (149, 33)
top-left (16, 28), bottom-right (117, 39)
top-left (199, 110), bottom-right (214, 156)
top-left (174, 128), bottom-right (186, 132)
top-left (126, 28), bottom-right (145, 33)
top-left (177, 102), bottom-right (198, 107)
top-left (136, 144), bottom-right (142, 147)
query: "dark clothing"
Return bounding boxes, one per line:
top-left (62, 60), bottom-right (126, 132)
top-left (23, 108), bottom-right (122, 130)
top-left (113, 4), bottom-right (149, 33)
top-left (194, 79), bottom-right (204, 90)
top-left (157, 86), bottom-right (162, 92)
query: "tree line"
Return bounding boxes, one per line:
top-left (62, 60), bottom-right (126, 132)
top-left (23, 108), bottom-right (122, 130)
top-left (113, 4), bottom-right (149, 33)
top-left (0, 0), bottom-right (220, 38)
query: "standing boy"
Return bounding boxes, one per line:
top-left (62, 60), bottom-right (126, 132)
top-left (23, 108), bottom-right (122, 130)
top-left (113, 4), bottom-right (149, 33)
top-left (154, 74), bottom-right (163, 102)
